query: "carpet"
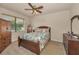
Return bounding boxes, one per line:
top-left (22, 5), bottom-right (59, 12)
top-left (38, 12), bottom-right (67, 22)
top-left (1, 41), bottom-right (66, 55)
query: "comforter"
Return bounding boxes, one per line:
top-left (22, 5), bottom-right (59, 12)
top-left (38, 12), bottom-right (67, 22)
top-left (20, 32), bottom-right (49, 51)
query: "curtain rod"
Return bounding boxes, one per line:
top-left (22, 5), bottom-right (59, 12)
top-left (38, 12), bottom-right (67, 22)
top-left (2, 13), bottom-right (24, 19)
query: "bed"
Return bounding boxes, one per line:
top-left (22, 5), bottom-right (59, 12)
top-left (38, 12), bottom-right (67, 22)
top-left (18, 26), bottom-right (51, 55)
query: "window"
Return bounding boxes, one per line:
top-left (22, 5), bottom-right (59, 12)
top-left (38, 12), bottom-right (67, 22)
top-left (15, 18), bottom-right (24, 32)
top-left (2, 14), bottom-right (24, 32)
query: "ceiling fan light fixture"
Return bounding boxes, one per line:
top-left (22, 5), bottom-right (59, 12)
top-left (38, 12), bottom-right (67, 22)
top-left (24, 3), bottom-right (43, 14)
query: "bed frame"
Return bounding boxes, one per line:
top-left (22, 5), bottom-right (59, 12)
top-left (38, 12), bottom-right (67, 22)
top-left (18, 26), bottom-right (51, 55)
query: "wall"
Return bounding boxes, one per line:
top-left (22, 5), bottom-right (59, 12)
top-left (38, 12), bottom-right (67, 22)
top-left (0, 7), bottom-right (30, 42)
top-left (32, 10), bottom-right (71, 42)
top-left (70, 4), bottom-right (79, 34)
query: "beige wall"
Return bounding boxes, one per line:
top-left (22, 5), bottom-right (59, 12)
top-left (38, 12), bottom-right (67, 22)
top-left (31, 10), bottom-right (71, 42)
top-left (0, 7), bottom-right (30, 42)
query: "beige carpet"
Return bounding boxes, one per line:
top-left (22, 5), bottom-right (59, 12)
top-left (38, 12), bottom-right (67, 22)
top-left (1, 41), bottom-right (66, 55)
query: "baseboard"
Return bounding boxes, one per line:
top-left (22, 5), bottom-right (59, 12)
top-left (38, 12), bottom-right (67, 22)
top-left (50, 40), bottom-right (63, 44)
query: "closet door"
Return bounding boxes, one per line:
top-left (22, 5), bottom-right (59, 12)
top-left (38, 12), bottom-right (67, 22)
top-left (0, 18), bottom-right (11, 53)
top-left (2, 21), bottom-right (11, 47)
top-left (0, 20), bottom-right (7, 52)
top-left (0, 35), bottom-right (4, 53)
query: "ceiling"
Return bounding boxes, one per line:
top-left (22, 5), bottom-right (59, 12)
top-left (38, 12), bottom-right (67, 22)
top-left (0, 3), bottom-right (73, 17)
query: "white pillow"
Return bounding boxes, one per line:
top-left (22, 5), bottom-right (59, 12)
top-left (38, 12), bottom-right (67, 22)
top-left (42, 28), bottom-right (49, 33)
top-left (35, 28), bottom-right (49, 33)
top-left (35, 28), bottom-right (42, 32)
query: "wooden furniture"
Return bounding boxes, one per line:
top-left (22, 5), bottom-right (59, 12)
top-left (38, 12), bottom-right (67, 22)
top-left (18, 26), bottom-right (51, 55)
top-left (0, 18), bottom-right (11, 53)
top-left (63, 33), bottom-right (79, 55)
top-left (27, 24), bottom-right (33, 33)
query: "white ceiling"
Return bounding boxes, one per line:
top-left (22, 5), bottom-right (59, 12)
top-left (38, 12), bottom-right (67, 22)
top-left (0, 3), bottom-right (73, 17)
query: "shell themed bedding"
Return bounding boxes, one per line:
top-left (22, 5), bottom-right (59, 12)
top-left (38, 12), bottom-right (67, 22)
top-left (20, 31), bottom-right (49, 51)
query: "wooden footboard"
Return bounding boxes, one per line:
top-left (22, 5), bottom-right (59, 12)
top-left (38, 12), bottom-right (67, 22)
top-left (18, 37), bottom-right (40, 55)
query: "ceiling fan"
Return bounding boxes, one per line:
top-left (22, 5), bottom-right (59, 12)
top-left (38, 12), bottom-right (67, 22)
top-left (24, 3), bottom-right (43, 14)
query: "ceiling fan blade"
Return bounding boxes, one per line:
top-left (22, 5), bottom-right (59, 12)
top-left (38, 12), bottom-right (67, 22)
top-left (24, 9), bottom-right (32, 10)
top-left (28, 3), bottom-right (34, 9)
top-left (36, 9), bottom-right (42, 13)
top-left (36, 6), bottom-right (43, 9)
top-left (32, 10), bottom-right (35, 14)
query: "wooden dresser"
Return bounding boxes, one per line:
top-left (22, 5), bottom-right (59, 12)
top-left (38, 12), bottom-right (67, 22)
top-left (0, 18), bottom-right (11, 53)
top-left (63, 33), bottom-right (79, 55)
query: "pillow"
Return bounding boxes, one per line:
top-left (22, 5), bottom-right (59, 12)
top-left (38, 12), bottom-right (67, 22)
top-left (42, 28), bottom-right (49, 33)
top-left (35, 28), bottom-right (49, 33)
top-left (35, 28), bottom-right (42, 32)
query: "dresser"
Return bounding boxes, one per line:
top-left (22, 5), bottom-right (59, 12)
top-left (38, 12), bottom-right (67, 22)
top-left (0, 18), bottom-right (11, 53)
top-left (63, 33), bottom-right (79, 55)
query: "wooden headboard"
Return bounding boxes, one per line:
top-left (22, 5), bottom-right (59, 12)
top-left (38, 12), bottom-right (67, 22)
top-left (37, 26), bottom-right (51, 40)
top-left (37, 26), bottom-right (51, 32)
